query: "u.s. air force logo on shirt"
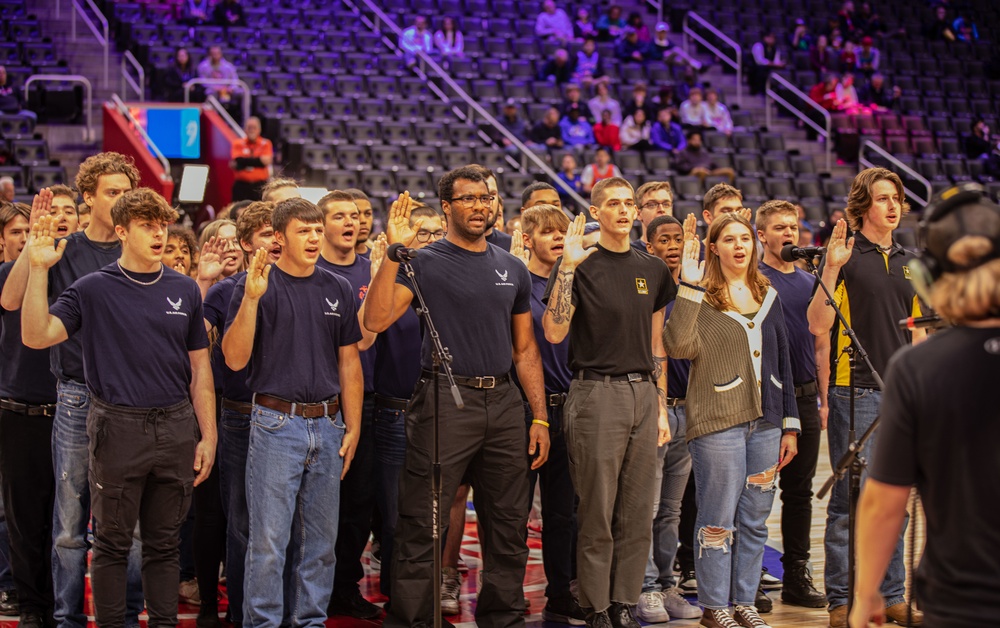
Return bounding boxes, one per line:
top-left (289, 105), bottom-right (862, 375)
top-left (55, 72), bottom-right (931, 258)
top-left (325, 298), bottom-right (341, 317)
top-left (165, 297), bottom-right (188, 316)
top-left (495, 268), bottom-right (514, 287)
top-left (636, 278), bottom-right (649, 295)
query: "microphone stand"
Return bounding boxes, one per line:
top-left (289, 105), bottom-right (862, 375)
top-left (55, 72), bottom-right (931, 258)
top-left (808, 255), bottom-right (884, 621)
top-left (399, 258), bottom-right (463, 628)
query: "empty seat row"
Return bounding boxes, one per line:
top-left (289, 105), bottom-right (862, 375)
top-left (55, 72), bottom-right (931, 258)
top-left (0, 165), bottom-right (68, 194)
top-left (269, 118), bottom-right (487, 149)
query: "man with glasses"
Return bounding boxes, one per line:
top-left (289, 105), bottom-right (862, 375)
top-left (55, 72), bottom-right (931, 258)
top-left (366, 167), bottom-right (550, 628)
top-left (630, 181), bottom-right (674, 252)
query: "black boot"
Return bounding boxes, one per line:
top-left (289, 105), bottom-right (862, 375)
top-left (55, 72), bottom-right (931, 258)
top-left (755, 583), bottom-right (773, 614)
top-left (781, 561), bottom-right (827, 608)
top-left (607, 603), bottom-right (641, 628)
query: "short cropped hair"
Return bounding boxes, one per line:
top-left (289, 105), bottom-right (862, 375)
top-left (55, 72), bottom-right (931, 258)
top-left (75, 152), bottom-right (140, 197)
top-left (438, 166), bottom-right (487, 203)
top-left (646, 214), bottom-right (681, 243)
top-left (635, 181), bottom-right (672, 205)
top-left (845, 167), bottom-right (910, 232)
top-left (521, 204), bottom-right (570, 237)
top-left (48, 184), bottom-right (78, 203)
top-left (0, 202), bottom-right (29, 232)
top-left (236, 201), bottom-right (275, 247)
top-left (110, 188), bottom-right (178, 228)
top-left (755, 199), bottom-right (799, 231)
top-left (521, 181), bottom-right (557, 207)
top-left (410, 206), bottom-right (440, 224)
top-left (342, 188), bottom-right (370, 203)
top-left (317, 190), bottom-right (358, 217)
top-left (703, 182), bottom-right (743, 214)
top-left (261, 177), bottom-right (299, 203)
top-left (591, 176), bottom-right (634, 209)
top-left (272, 198), bottom-right (323, 234)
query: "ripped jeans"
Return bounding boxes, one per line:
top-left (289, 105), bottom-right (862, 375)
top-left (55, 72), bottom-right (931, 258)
top-left (688, 419), bottom-right (781, 610)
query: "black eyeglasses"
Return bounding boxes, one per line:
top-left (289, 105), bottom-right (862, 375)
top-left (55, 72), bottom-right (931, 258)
top-left (415, 229), bottom-right (446, 243)
top-left (448, 195), bottom-right (496, 207)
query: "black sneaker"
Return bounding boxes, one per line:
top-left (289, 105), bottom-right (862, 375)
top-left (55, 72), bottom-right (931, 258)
top-left (327, 589), bottom-right (383, 619)
top-left (678, 569), bottom-right (698, 594)
top-left (585, 609), bottom-right (613, 628)
top-left (754, 585), bottom-right (772, 614)
top-left (542, 595), bottom-right (587, 626)
top-left (0, 591), bottom-right (19, 617)
top-left (196, 609), bottom-right (222, 628)
top-left (14, 612), bottom-right (44, 628)
top-left (608, 603), bottom-right (640, 628)
top-left (759, 567), bottom-right (782, 591)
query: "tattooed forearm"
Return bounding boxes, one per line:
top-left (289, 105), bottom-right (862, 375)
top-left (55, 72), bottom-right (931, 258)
top-left (547, 269), bottom-right (575, 324)
top-left (653, 355), bottom-right (667, 380)
top-left (657, 386), bottom-right (669, 412)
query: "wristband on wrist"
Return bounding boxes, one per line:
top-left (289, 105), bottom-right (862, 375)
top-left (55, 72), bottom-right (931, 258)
top-left (532, 419), bottom-right (550, 428)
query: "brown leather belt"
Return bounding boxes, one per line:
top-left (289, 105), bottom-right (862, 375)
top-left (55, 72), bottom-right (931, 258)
top-left (666, 397), bottom-right (686, 408)
top-left (373, 394), bottom-right (409, 411)
top-left (253, 393), bottom-right (340, 418)
top-left (547, 393), bottom-right (567, 407)
top-left (0, 399), bottom-right (56, 417)
top-left (221, 399), bottom-right (253, 415)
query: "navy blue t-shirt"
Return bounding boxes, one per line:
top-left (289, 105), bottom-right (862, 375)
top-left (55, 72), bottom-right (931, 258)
top-left (486, 229), bottom-right (513, 251)
top-left (204, 273), bottom-right (254, 402)
top-left (48, 231), bottom-right (122, 383)
top-left (396, 239), bottom-right (531, 376)
top-left (760, 262), bottom-right (818, 386)
top-left (373, 307), bottom-right (421, 399)
top-left (0, 262), bottom-right (57, 404)
top-left (49, 264), bottom-right (209, 407)
top-left (530, 271), bottom-right (571, 394)
top-left (316, 254), bottom-right (376, 393)
top-left (663, 299), bottom-right (690, 399)
top-left (228, 264), bottom-right (362, 402)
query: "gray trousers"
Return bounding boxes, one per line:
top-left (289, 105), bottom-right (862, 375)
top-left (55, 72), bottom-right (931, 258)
top-left (564, 376), bottom-right (658, 611)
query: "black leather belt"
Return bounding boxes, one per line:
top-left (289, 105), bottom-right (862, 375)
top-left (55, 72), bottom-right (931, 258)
top-left (547, 393), bottom-right (567, 407)
top-left (221, 399), bottom-right (253, 414)
top-left (577, 370), bottom-right (652, 383)
top-left (794, 380), bottom-right (818, 398)
top-left (421, 370), bottom-right (510, 389)
top-left (253, 393), bottom-right (340, 418)
top-left (666, 397), bottom-right (686, 407)
top-left (0, 399), bottom-right (56, 417)
top-left (374, 394), bottom-right (409, 411)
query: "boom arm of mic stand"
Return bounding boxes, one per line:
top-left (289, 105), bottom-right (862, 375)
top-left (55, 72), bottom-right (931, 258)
top-left (816, 415), bottom-right (880, 499)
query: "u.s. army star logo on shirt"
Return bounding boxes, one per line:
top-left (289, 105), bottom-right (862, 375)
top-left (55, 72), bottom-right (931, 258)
top-left (636, 278), bottom-right (648, 295)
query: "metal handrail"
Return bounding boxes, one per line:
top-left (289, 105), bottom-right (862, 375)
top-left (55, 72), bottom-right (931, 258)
top-left (206, 95), bottom-right (247, 139)
top-left (859, 139), bottom-right (933, 209)
top-left (346, 0), bottom-right (590, 213)
top-left (764, 73), bottom-right (832, 172)
top-left (682, 12), bottom-right (742, 107)
top-left (24, 74), bottom-right (94, 142)
top-left (70, 0), bottom-right (109, 88)
top-left (184, 78), bottom-right (251, 124)
top-left (110, 94), bottom-right (172, 182)
top-left (645, 0), bottom-right (665, 28)
top-left (121, 51), bottom-right (145, 102)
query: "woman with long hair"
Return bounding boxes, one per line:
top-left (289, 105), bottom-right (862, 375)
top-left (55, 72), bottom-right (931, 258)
top-left (663, 213), bottom-right (799, 628)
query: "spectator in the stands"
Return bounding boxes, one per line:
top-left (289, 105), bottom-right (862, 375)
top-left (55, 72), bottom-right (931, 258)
top-left (789, 18), bottom-right (812, 51)
top-left (400, 16), bottom-right (434, 66)
top-left (498, 99), bottom-right (530, 154)
top-left (229, 116), bottom-right (272, 202)
top-left (574, 8), bottom-right (599, 40)
top-left (835, 72), bottom-right (860, 112)
top-left (675, 130), bottom-right (736, 182)
top-left (837, 0), bottom-right (857, 37)
top-left (593, 109), bottom-right (622, 152)
top-left (539, 49), bottom-right (576, 84)
top-left (967, 119), bottom-right (992, 159)
top-left (580, 147), bottom-right (622, 194)
top-left (535, 0), bottom-right (574, 43)
top-left (859, 73), bottom-right (897, 110)
top-left (528, 106), bottom-right (565, 151)
top-left (182, 0), bottom-right (212, 26)
top-left (924, 5), bottom-right (955, 41)
top-left (623, 83), bottom-right (657, 123)
top-left (674, 66), bottom-right (702, 105)
top-left (161, 47), bottom-right (196, 103)
top-left (626, 12), bottom-right (651, 43)
top-left (573, 37), bottom-right (606, 88)
top-left (0, 177), bottom-right (13, 202)
top-left (596, 5), bottom-right (626, 42)
top-left (562, 84), bottom-right (591, 123)
top-left (987, 138), bottom-right (1000, 180)
top-left (703, 88), bottom-right (734, 136)
top-left (839, 40), bottom-right (857, 70)
top-left (197, 46), bottom-right (241, 104)
top-left (647, 22), bottom-right (703, 70)
top-left (616, 27), bottom-right (647, 63)
top-left (0, 66), bottom-right (35, 121)
top-left (855, 36), bottom-right (879, 76)
top-left (433, 17), bottom-right (464, 60)
top-left (809, 73), bottom-right (841, 111)
top-left (212, 0), bottom-right (245, 27)
top-left (557, 154), bottom-right (584, 201)
top-left (654, 84), bottom-right (679, 111)
top-left (559, 105), bottom-right (595, 148)
top-left (856, 2), bottom-right (889, 39)
top-left (620, 109), bottom-right (652, 151)
top-left (810, 35), bottom-right (834, 81)
top-left (749, 31), bottom-right (785, 95)
top-left (588, 82), bottom-right (622, 126)
top-left (651, 108), bottom-right (686, 154)
top-left (953, 16), bottom-right (978, 42)
top-left (678, 87), bottom-right (708, 130)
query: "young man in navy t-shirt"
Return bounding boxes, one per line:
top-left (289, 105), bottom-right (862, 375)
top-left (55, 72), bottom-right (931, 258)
top-left (315, 190), bottom-right (385, 618)
top-left (366, 167), bottom-right (550, 628)
top-left (223, 198), bottom-right (364, 628)
top-left (21, 188), bottom-right (216, 628)
top-left (0, 153), bottom-right (146, 628)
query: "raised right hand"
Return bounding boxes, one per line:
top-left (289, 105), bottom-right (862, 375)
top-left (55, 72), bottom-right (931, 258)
top-left (27, 215), bottom-right (67, 269)
top-left (826, 219), bottom-right (855, 268)
top-left (30, 188), bottom-right (54, 227)
top-left (244, 247), bottom-right (271, 299)
top-left (681, 212), bottom-right (698, 243)
top-left (680, 237), bottom-right (704, 284)
top-left (197, 236), bottom-right (225, 283)
top-left (386, 191), bottom-right (418, 247)
top-left (561, 214), bottom-right (597, 269)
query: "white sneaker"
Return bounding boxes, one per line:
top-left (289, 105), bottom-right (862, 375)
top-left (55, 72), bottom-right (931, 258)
top-left (636, 591), bottom-right (670, 623)
top-left (441, 567), bottom-right (461, 615)
top-left (661, 587), bottom-right (702, 619)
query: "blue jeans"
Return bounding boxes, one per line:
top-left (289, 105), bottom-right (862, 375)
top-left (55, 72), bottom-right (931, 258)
top-left (218, 407), bottom-right (250, 624)
top-left (643, 405), bottom-right (692, 592)
top-left (373, 404), bottom-right (406, 598)
top-left (0, 469), bottom-right (13, 592)
top-left (824, 387), bottom-right (907, 609)
top-left (244, 404), bottom-right (345, 628)
top-left (688, 419), bottom-right (780, 610)
top-left (51, 380), bottom-right (143, 628)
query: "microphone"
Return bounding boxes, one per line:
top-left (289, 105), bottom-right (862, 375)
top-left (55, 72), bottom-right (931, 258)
top-left (897, 315), bottom-right (947, 330)
top-left (781, 244), bottom-right (827, 262)
top-left (386, 243), bottom-right (418, 263)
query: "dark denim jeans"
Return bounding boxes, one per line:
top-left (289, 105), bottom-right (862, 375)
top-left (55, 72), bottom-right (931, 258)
top-left (373, 403), bottom-right (407, 598)
top-left (218, 407), bottom-right (250, 624)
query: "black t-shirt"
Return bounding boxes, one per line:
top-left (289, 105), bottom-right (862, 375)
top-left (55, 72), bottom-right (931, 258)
top-left (545, 245), bottom-right (676, 374)
top-left (871, 327), bottom-right (1000, 626)
top-left (204, 273), bottom-right (252, 402)
top-left (227, 264), bottom-right (362, 402)
top-left (373, 307), bottom-right (422, 399)
top-left (48, 231), bottom-right (122, 384)
top-left (760, 263), bottom-right (818, 385)
top-left (316, 255), bottom-right (376, 393)
top-left (395, 239), bottom-right (531, 377)
top-left (49, 264), bottom-right (209, 407)
top-left (0, 262), bottom-right (57, 404)
top-left (485, 228), bottom-right (513, 251)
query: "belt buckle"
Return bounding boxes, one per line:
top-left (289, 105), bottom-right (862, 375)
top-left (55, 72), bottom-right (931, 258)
top-left (627, 372), bottom-right (643, 383)
top-left (477, 376), bottom-right (496, 389)
top-left (547, 393), bottom-right (562, 406)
